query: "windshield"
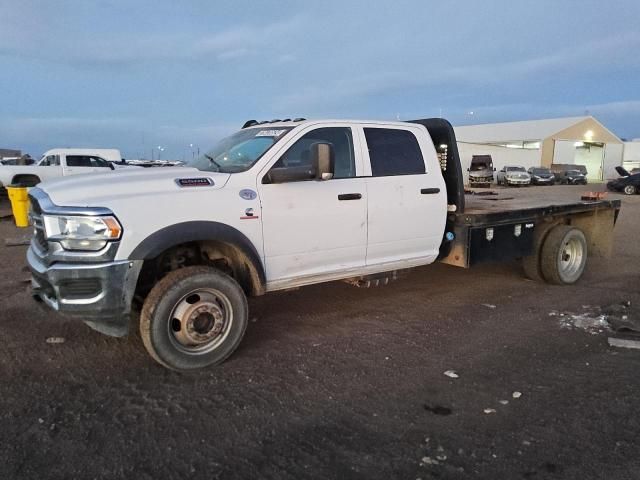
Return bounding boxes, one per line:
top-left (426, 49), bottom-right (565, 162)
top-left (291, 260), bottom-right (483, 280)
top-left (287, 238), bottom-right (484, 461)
top-left (187, 127), bottom-right (292, 173)
top-left (506, 166), bottom-right (526, 172)
top-left (531, 168), bottom-right (551, 175)
top-left (470, 163), bottom-right (491, 171)
top-left (567, 170), bottom-right (582, 175)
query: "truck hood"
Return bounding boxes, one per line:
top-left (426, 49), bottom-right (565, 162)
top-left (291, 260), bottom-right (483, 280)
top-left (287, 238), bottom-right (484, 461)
top-left (39, 167), bottom-right (231, 207)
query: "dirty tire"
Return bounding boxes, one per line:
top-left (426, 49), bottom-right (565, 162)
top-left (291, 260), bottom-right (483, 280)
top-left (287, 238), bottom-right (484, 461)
top-left (540, 226), bottom-right (587, 285)
top-left (140, 266), bottom-right (248, 371)
top-left (623, 185), bottom-right (637, 195)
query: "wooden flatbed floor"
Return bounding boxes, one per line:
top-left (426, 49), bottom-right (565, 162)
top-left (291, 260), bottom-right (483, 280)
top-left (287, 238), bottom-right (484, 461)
top-left (456, 186), bottom-right (621, 227)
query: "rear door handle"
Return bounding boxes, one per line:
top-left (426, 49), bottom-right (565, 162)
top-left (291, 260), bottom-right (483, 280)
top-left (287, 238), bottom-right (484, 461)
top-left (421, 188), bottom-right (440, 194)
top-left (338, 193), bottom-right (362, 201)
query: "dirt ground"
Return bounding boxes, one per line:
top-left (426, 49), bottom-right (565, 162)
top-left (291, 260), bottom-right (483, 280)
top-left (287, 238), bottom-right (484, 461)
top-left (0, 185), bottom-right (639, 480)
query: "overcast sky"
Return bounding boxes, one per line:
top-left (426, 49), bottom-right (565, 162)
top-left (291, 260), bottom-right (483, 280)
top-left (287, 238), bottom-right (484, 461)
top-left (1, 0), bottom-right (640, 159)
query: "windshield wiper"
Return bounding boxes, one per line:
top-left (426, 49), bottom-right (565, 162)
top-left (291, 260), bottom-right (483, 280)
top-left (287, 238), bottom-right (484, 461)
top-left (204, 154), bottom-right (222, 172)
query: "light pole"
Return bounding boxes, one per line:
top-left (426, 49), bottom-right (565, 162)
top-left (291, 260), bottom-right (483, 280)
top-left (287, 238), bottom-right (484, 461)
top-left (189, 143), bottom-right (200, 160)
top-left (157, 145), bottom-right (164, 160)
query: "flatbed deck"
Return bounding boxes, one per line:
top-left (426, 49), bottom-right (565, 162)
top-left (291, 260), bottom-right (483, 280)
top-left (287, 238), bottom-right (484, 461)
top-left (457, 189), bottom-right (621, 226)
top-left (442, 186), bottom-right (622, 268)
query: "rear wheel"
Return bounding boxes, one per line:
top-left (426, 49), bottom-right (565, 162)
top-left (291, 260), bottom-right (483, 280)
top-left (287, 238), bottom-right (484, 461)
top-left (522, 224), bottom-right (555, 282)
top-left (623, 185), bottom-right (637, 195)
top-left (140, 266), bottom-right (248, 371)
top-left (540, 226), bottom-right (587, 285)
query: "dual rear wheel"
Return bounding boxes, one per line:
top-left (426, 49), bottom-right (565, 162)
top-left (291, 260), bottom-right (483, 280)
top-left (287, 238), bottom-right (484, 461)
top-left (522, 225), bottom-right (588, 285)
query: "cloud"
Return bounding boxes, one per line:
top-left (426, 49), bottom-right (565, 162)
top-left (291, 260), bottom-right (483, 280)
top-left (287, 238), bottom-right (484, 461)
top-left (0, 11), bottom-right (306, 68)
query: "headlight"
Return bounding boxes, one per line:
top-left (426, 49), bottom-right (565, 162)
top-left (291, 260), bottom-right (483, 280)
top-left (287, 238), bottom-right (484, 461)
top-left (42, 215), bottom-right (122, 251)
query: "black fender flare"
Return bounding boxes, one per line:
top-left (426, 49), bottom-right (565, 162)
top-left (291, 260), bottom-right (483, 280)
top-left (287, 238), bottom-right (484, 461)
top-left (129, 221), bottom-right (266, 295)
top-left (12, 174), bottom-right (41, 187)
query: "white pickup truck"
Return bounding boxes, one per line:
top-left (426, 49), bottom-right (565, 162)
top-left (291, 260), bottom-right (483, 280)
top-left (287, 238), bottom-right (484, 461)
top-left (0, 148), bottom-right (123, 188)
top-left (26, 118), bottom-right (621, 371)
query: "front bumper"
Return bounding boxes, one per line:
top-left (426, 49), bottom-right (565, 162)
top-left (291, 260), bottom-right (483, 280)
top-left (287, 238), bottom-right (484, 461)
top-left (607, 181), bottom-right (621, 191)
top-left (505, 178), bottom-right (531, 185)
top-left (532, 177), bottom-right (554, 184)
top-left (28, 246), bottom-right (142, 337)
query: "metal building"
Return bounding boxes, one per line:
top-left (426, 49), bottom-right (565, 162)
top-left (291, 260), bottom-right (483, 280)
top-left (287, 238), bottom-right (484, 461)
top-left (454, 116), bottom-right (624, 182)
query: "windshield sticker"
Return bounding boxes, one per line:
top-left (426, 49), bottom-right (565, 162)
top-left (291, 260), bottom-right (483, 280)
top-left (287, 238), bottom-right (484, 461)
top-left (255, 129), bottom-right (287, 137)
top-left (175, 177), bottom-right (214, 187)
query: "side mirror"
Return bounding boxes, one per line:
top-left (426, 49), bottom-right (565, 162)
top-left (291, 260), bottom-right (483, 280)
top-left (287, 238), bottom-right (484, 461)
top-left (264, 166), bottom-right (314, 184)
top-left (493, 167), bottom-right (496, 171)
top-left (310, 142), bottom-right (334, 180)
top-left (467, 168), bottom-right (470, 172)
top-left (109, 163), bottom-right (115, 170)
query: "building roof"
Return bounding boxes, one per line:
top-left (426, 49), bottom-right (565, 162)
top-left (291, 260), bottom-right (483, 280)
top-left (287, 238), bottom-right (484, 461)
top-left (453, 116), bottom-right (593, 144)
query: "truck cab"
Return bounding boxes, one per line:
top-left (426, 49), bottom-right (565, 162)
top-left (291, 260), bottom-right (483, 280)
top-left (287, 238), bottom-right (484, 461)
top-left (27, 119), bottom-right (450, 370)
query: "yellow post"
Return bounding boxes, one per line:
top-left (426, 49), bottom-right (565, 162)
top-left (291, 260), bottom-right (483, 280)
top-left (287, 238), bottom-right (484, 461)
top-left (5, 185), bottom-right (30, 228)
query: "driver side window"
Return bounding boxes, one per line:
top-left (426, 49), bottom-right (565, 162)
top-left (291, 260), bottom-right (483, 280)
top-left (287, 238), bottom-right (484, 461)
top-left (272, 127), bottom-right (355, 180)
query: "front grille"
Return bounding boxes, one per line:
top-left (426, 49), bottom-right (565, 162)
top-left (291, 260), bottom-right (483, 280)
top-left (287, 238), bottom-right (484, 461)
top-left (29, 196), bottom-right (48, 253)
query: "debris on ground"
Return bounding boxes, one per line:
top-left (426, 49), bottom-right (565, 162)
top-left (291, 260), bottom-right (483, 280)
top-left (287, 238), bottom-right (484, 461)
top-left (512, 391), bottom-right (522, 399)
top-left (499, 400), bottom-right (509, 405)
top-left (481, 303), bottom-right (497, 309)
top-left (581, 191), bottom-right (608, 201)
top-left (484, 408), bottom-right (496, 414)
top-left (556, 302), bottom-right (636, 335)
top-left (423, 404), bottom-right (452, 416)
top-left (608, 338), bottom-right (640, 350)
top-left (443, 370), bottom-right (459, 378)
top-left (4, 235), bottom-right (31, 246)
top-left (421, 456), bottom-right (439, 466)
top-left (45, 337), bottom-right (65, 344)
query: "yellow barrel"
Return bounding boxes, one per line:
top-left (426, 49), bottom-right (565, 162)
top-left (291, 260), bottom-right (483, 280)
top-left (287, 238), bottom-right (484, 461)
top-left (5, 185), bottom-right (30, 228)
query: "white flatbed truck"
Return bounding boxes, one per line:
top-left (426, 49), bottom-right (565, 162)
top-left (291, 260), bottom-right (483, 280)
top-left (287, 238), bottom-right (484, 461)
top-left (26, 118), bottom-right (621, 370)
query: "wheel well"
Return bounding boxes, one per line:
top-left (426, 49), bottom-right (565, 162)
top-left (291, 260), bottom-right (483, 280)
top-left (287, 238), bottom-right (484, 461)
top-left (135, 240), bottom-right (265, 303)
top-left (12, 174), bottom-right (41, 187)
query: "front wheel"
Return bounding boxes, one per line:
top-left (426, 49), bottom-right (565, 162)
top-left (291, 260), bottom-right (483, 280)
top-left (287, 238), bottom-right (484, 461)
top-left (624, 185), bottom-right (637, 195)
top-left (140, 266), bottom-right (249, 371)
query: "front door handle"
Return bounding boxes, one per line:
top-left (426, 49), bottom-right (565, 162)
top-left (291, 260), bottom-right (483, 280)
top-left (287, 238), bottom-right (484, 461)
top-left (338, 193), bottom-right (362, 201)
top-left (421, 188), bottom-right (440, 194)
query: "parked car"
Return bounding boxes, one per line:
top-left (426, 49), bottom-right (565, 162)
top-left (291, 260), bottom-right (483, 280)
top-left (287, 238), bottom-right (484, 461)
top-left (528, 167), bottom-right (555, 185)
top-left (0, 148), bottom-right (125, 187)
top-left (496, 166), bottom-right (531, 186)
top-left (467, 155), bottom-right (495, 187)
top-left (558, 170), bottom-right (587, 185)
top-left (607, 166), bottom-right (640, 195)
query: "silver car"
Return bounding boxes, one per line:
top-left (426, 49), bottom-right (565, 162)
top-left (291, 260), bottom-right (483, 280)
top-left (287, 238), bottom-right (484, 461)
top-left (497, 166), bottom-right (531, 186)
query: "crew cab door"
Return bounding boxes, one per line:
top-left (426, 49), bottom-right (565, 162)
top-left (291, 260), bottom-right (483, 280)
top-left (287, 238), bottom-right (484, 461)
top-left (258, 125), bottom-right (367, 283)
top-left (360, 125), bottom-right (446, 265)
top-left (63, 155), bottom-right (113, 176)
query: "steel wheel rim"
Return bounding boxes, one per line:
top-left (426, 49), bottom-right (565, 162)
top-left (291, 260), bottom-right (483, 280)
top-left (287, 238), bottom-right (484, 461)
top-left (558, 236), bottom-right (584, 281)
top-left (167, 287), bottom-right (234, 354)
top-left (624, 185), bottom-right (635, 195)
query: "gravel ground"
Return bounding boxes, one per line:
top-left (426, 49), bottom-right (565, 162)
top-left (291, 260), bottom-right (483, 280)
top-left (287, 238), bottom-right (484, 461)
top-left (0, 185), bottom-right (639, 479)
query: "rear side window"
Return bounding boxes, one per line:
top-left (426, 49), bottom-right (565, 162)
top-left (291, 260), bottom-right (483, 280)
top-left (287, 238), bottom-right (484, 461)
top-left (364, 128), bottom-right (425, 176)
top-left (66, 155), bottom-right (109, 167)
